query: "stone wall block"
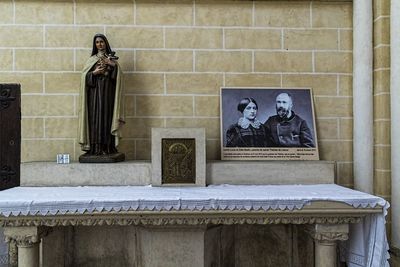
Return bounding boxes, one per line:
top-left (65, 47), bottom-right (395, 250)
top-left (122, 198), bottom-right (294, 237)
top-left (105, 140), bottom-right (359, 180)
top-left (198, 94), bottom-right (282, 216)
top-left (73, 226), bottom-right (137, 267)
top-left (122, 118), bottom-right (164, 138)
top-left (255, 52), bottom-right (312, 72)
top-left (136, 51), bottom-right (193, 72)
top-left (312, 2), bottom-right (352, 28)
top-left (340, 29), bottom-right (353, 50)
top-left (318, 140), bottom-right (353, 161)
top-left (45, 26), bottom-right (103, 48)
top-left (339, 75), bottom-right (353, 96)
top-left (373, 0), bottom-right (390, 17)
top-left (0, 50), bottom-right (13, 71)
top-left (124, 95), bottom-right (136, 117)
top-left (42, 227), bottom-right (66, 267)
top-left (339, 118), bottom-right (353, 140)
top-left (135, 139), bottom-right (151, 160)
top-left (22, 140), bottom-right (75, 162)
top-left (75, 49), bottom-right (91, 71)
top-left (196, 2), bottom-right (252, 26)
top-left (166, 73), bottom-right (223, 95)
top-left (374, 46), bottom-right (390, 69)
top-left (225, 74), bottom-right (281, 88)
top-left (225, 29), bottom-right (281, 49)
top-left (314, 96), bottom-right (352, 117)
top-left (166, 28), bottom-right (223, 49)
top-left (21, 95), bottom-right (75, 116)
top-left (195, 96), bottom-right (219, 117)
top-left (374, 93), bottom-right (391, 119)
top-left (136, 0), bottom-right (193, 26)
top-left (255, 2), bottom-right (310, 28)
top-left (374, 70), bottom-right (390, 94)
top-left (284, 29), bottom-right (338, 50)
top-left (107, 27), bottom-right (163, 48)
top-left (0, 26), bottom-right (43, 47)
top-left (196, 51), bottom-right (252, 73)
top-left (282, 74), bottom-right (337, 96)
top-left (124, 73), bottom-right (165, 94)
top-left (45, 73), bottom-right (81, 94)
top-left (336, 162), bottom-right (354, 186)
top-left (138, 227), bottom-right (205, 267)
top-left (0, 1), bottom-right (13, 23)
top-left (113, 50), bottom-right (135, 71)
top-left (15, 1), bottom-right (73, 24)
top-left (136, 95), bottom-right (193, 116)
top-left (76, 2), bottom-right (134, 25)
top-left (316, 118), bottom-right (338, 140)
top-left (15, 50), bottom-right (74, 71)
top-left (45, 118), bottom-right (78, 138)
top-left (0, 73), bottom-right (43, 93)
top-left (374, 120), bottom-right (391, 145)
top-left (374, 18), bottom-right (390, 45)
top-left (374, 170), bottom-right (391, 196)
top-left (374, 146), bottom-right (391, 170)
top-left (315, 52), bottom-right (352, 73)
top-left (118, 139), bottom-right (136, 160)
top-left (206, 139), bottom-right (220, 160)
top-left (22, 118), bottom-right (44, 139)
top-left (235, 225), bottom-right (292, 267)
top-left (165, 118), bottom-right (220, 139)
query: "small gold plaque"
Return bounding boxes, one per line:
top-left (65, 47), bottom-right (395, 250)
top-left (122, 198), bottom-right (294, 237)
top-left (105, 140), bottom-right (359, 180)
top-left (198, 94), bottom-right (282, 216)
top-left (162, 138), bottom-right (196, 184)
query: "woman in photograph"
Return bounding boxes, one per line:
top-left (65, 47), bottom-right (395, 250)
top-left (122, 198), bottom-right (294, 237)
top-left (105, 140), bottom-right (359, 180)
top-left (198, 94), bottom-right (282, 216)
top-left (226, 97), bottom-right (269, 147)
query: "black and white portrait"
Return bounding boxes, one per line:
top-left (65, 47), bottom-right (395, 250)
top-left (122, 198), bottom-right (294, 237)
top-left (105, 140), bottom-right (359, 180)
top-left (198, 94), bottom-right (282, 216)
top-left (220, 88), bottom-right (319, 160)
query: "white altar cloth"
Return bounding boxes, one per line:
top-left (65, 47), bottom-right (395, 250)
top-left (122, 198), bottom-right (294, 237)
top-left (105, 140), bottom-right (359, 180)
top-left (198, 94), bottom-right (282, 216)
top-left (0, 184), bottom-right (390, 266)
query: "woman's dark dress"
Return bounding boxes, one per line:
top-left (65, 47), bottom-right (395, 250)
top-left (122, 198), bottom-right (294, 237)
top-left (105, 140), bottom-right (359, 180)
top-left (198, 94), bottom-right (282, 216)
top-left (226, 123), bottom-right (269, 147)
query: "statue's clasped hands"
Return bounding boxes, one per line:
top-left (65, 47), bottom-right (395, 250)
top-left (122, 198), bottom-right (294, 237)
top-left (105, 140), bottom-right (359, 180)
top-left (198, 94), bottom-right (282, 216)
top-left (103, 57), bottom-right (116, 67)
top-left (93, 57), bottom-right (116, 76)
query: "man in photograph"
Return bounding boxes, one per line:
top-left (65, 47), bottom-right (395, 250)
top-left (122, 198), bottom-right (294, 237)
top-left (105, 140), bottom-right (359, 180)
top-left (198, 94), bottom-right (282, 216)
top-left (264, 93), bottom-right (315, 147)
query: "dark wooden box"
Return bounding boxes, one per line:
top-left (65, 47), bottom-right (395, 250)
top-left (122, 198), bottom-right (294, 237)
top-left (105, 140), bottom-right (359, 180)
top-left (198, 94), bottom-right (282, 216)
top-left (0, 84), bottom-right (21, 190)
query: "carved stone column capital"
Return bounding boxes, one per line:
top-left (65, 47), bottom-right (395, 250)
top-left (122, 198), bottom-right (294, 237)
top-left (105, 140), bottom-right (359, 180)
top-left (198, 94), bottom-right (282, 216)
top-left (3, 226), bottom-right (50, 247)
top-left (308, 224), bottom-right (349, 243)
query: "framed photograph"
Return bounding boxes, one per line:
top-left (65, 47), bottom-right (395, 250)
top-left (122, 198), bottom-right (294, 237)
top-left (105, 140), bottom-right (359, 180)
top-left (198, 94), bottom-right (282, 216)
top-left (220, 87), bottom-right (319, 160)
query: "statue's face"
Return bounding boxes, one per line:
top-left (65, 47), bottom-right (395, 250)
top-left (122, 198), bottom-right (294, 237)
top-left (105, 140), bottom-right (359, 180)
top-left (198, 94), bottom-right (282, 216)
top-left (95, 37), bottom-right (106, 52)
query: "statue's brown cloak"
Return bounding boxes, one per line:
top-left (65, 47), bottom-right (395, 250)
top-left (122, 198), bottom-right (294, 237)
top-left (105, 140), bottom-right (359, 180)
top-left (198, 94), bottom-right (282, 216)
top-left (78, 56), bottom-right (123, 151)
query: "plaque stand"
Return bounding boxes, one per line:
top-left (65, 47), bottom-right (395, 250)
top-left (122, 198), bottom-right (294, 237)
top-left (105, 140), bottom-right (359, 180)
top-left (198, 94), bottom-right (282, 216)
top-left (78, 152), bottom-right (125, 163)
top-left (151, 128), bottom-right (206, 186)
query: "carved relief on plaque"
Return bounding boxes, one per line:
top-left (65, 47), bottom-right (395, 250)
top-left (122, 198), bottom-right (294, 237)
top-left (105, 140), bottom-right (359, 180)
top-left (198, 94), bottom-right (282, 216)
top-left (0, 88), bottom-right (16, 111)
top-left (0, 166), bottom-right (16, 184)
top-left (162, 138), bottom-right (196, 184)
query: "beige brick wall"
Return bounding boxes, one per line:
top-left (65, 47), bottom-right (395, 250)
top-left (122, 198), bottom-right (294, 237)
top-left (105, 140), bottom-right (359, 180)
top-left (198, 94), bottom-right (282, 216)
top-left (0, 0), bottom-right (353, 171)
top-left (373, 0), bottom-right (391, 239)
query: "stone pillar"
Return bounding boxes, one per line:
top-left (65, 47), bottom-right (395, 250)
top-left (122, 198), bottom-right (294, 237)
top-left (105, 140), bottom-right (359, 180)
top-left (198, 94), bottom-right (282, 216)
top-left (8, 240), bottom-right (18, 267)
top-left (309, 224), bottom-right (349, 267)
top-left (353, 0), bottom-right (373, 194)
top-left (391, 0), bottom-right (400, 251)
top-left (3, 227), bottom-right (49, 267)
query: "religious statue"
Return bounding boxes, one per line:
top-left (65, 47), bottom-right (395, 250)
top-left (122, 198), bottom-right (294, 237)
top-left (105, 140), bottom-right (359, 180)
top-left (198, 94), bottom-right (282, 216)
top-left (78, 33), bottom-right (125, 163)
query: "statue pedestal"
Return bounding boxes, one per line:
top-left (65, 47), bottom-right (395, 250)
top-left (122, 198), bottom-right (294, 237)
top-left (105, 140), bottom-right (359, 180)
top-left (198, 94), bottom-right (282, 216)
top-left (78, 152), bottom-right (125, 163)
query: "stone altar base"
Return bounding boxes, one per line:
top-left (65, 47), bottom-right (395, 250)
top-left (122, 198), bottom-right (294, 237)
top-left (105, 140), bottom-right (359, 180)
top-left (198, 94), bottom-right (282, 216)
top-left (41, 225), bottom-right (314, 267)
top-left (78, 152), bottom-right (125, 163)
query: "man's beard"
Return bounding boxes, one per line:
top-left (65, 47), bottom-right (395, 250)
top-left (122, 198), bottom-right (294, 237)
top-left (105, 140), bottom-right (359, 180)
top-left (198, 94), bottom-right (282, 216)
top-left (276, 107), bottom-right (289, 118)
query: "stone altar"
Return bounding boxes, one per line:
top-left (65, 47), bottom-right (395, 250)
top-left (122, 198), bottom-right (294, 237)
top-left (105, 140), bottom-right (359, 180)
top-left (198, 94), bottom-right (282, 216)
top-left (0, 182), bottom-right (389, 267)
